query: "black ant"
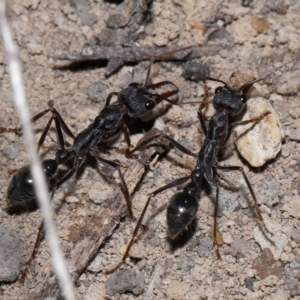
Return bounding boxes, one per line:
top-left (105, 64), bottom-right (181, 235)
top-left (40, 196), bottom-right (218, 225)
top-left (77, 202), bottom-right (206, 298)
top-left (105, 69), bottom-right (277, 274)
top-left (1, 48), bottom-right (193, 281)
top-left (4, 56), bottom-right (181, 216)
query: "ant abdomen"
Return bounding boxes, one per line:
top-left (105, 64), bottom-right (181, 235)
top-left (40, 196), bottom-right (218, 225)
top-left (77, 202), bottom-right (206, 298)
top-left (167, 182), bottom-right (199, 238)
top-left (7, 159), bottom-right (58, 209)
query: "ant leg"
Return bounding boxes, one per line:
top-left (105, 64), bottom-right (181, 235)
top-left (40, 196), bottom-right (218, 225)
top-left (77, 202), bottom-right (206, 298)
top-left (220, 111), bottom-right (271, 148)
top-left (146, 81), bottom-right (179, 105)
top-left (143, 56), bottom-right (155, 87)
top-left (105, 92), bottom-right (119, 107)
top-left (231, 111), bottom-right (271, 130)
top-left (0, 107), bottom-right (53, 136)
top-left (213, 185), bottom-right (221, 260)
top-left (0, 127), bottom-right (22, 135)
top-left (37, 114), bottom-right (55, 152)
top-left (37, 108), bottom-right (75, 152)
top-left (52, 108), bottom-right (75, 140)
top-left (19, 162), bottom-right (80, 282)
top-left (93, 153), bottom-right (134, 220)
top-left (105, 175), bottom-right (191, 274)
top-left (216, 164), bottom-right (272, 235)
top-left (19, 221), bottom-right (44, 282)
top-left (122, 125), bottom-right (138, 159)
top-left (50, 164), bottom-right (79, 198)
top-left (1, 106), bottom-right (75, 152)
top-left (147, 81), bottom-right (206, 106)
top-left (198, 83), bottom-right (209, 136)
top-left (130, 131), bottom-right (197, 158)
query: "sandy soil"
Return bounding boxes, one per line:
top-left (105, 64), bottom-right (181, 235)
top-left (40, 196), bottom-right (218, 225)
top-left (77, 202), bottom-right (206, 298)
top-left (1, 0), bottom-right (300, 299)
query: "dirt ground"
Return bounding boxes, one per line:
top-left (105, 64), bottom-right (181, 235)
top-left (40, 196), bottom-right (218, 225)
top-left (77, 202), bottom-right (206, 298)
top-left (1, 0), bottom-right (300, 299)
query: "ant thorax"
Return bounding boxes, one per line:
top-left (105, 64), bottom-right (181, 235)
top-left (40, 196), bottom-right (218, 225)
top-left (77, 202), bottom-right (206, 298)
top-left (206, 111), bottom-right (229, 140)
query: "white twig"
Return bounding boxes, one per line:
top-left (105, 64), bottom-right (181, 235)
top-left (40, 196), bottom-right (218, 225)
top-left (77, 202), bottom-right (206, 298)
top-left (0, 1), bottom-right (76, 299)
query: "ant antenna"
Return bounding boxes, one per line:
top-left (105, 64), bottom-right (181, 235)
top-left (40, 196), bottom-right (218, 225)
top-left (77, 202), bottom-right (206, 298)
top-left (238, 56), bottom-right (300, 93)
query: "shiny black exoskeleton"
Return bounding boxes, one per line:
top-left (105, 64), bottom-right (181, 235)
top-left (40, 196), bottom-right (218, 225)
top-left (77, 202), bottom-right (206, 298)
top-left (167, 182), bottom-right (199, 238)
top-left (7, 159), bottom-right (57, 209)
top-left (164, 77), bottom-right (270, 238)
top-left (3, 58), bottom-right (179, 281)
top-left (51, 78), bottom-right (178, 219)
top-left (5, 62), bottom-right (178, 218)
top-left (106, 72), bottom-right (272, 273)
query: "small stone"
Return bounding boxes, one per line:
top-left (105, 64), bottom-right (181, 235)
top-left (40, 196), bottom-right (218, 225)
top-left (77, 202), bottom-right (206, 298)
top-left (79, 12), bottom-right (97, 27)
top-left (197, 236), bottom-right (213, 257)
top-left (284, 245), bottom-right (292, 253)
top-left (281, 144), bottom-right (290, 158)
top-left (251, 16), bottom-right (269, 34)
top-left (87, 255), bottom-right (102, 273)
top-left (129, 243), bottom-right (148, 259)
top-left (252, 248), bottom-right (283, 280)
top-left (253, 275), bottom-right (279, 290)
top-left (253, 221), bottom-right (289, 260)
top-left (2, 146), bottom-right (19, 160)
top-left (291, 228), bottom-right (300, 243)
top-left (285, 278), bottom-right (300, 297)
top-left (245, 277), bottom-right (258, 291)
top-left (289, 128), bottom-right (300, 141)
top-left (65, 196), bottom-right (79, 203)
top-left (165, 280), bottom-right (189, 300)
top-left (180, 60), bottom-right (210, 82)
top-left (233, 97), bottom-right (284, 167)
top-left (230, 17), bottom-right (257, 44)
top-left (177, 256), bottom-right (194, 271)
top-left (87, 82), bottom-right (107, 103)
top-left (281, 195), bottom-right (300, 219)
top-left (88, 183), bottom-right (115, 204)
top-left (208, 28), bottom-right (230, 41)
top-left (231, 238), bottom-right (250, 257)
top-left (172, 0), bottom-right (197, 16)
top-left (153, 35), bottom-right (169, 47)
top-left (105, 269), bottom-right (145, 296)
top-left (166, 106), bottom-right (185, 126)
top-left (276, 71), bottom-right (300, 95)
top-left (84, 283), bottom-right (106, 300)
top-left (222, 232), bottom-right (233, 244)
top-left (0, 227), bottom-right (21, 282)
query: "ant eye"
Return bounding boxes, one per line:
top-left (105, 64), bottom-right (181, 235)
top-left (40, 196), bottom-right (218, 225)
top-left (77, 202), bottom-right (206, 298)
top-left (215, 86), bottom-right (222, 94)
top-left (241, 94), bottom-right (247, 103)
top-left (145, 100), bottom-right (155, 110)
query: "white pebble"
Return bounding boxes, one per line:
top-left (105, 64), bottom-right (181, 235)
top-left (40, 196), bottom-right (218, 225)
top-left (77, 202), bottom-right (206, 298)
top-left (233, 97), bottom-right (284, 167)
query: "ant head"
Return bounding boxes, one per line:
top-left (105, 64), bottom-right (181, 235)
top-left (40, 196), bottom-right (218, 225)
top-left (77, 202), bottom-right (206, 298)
top-left (42, 159), bottom-right (58, 177)
top-left (118, 83), bottom-right (156, 118)
top-left (213, 71), bottom-right (273, 116)
top-left (167, 182), bottom-right (199, 238)
top-left (213, 86), bottom-right (248, 116)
